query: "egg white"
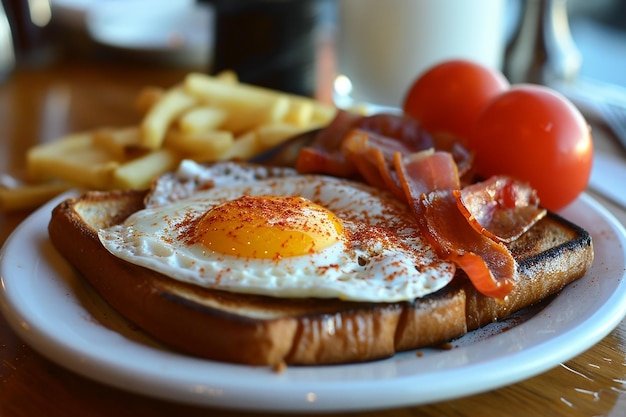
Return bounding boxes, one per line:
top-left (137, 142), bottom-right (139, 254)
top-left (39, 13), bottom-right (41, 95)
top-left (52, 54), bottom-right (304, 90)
top-left (98, 161), bottom-right (456, 302)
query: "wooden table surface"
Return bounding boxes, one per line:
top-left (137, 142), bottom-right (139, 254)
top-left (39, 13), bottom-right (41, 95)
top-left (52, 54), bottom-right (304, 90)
top-left (1, 60), bottom-right (626, 417)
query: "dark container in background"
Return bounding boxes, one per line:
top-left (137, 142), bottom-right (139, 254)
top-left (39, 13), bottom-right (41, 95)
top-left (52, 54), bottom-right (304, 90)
top-left (199, 0), bottom-right (327, 97)
top-left (1, 0), bottom-right (55, 68)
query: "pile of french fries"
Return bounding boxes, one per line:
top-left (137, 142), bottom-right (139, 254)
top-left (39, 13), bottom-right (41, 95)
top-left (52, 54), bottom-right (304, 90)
top-left (0, 71), bottom-right (337, 211)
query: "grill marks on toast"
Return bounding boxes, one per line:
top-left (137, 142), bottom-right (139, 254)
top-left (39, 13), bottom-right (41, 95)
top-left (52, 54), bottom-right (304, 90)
top-left (48, 189), bottom-right (594, 366)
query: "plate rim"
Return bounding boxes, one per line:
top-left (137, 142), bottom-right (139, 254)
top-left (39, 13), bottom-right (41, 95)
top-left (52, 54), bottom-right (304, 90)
top-left (1, 191), bottom-right (625, 413)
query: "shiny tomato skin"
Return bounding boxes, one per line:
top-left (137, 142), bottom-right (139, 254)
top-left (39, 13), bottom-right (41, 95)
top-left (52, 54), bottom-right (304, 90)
top-left (402, 60), bottom-right (509, 144)
top-left (469, 84), bottom-right (593, 212)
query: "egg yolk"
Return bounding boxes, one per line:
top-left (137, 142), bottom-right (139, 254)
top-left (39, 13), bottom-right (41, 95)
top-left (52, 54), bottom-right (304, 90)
top-left (195, 195), bottom-right (343, 259)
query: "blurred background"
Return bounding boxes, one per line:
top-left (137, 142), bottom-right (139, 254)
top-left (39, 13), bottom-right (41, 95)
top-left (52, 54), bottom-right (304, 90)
top-left (1, 0), bottom-right (625, 103)
top-left (567, 0), bottom-right (626, 86)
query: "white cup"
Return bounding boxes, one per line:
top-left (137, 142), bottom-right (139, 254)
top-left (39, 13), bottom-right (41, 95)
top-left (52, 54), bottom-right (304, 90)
top-left (333, 0), bottom-right (507, 110)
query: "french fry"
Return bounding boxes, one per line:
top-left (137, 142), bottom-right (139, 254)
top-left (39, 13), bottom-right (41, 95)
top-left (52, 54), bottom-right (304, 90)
top-left (283, 99), bottom-right (314, 127)
top-left (0, 182), bottom-right (72, 212)
top-left (217, 130), bottom-right (263, 161)
top-left (92, 126), bottom-right (143, 160)
top-left (112, 149), bottom-right (181, 190)
top-left (164, 129), bottom-right (234, 159)
top-left (140, 86), bottom-right (197, 149)
top-left (310, 101), bottom-right (338, 124)
top-left (4, 70), bottom-right (339, 212)
top-left (223, 96), bottom-right (290, 134)
top-left (177, 106), bottom-right (228, 133)
top-left (184, 72), bottom-right (336, 126)
top-left (214, 70), bottom-right (238, 84)
top-left (183, 73), bottom-right (290, 133)
top-left (135, 86), bottom-right (165, 114)
top-left (256, 123), bottom-right (311, 149)
top-left (27, 132), bottom-right (120, 189)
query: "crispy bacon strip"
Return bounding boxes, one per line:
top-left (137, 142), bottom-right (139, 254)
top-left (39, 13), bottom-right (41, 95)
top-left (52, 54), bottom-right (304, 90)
top-left (429, 131), bottom-right (475, 180)
top-left (295, 146), bottom-right (356, 177)
top-left (296, 112), bottom-right (434, 177)
top-left (455, 176), bottom-right (547, 243)
top-left (296, 110), bottom-right (363, 176)
top-left (355, 113), bottom-right (434, 150)
top-left (341, 129), bottom-right (416, 200)
top-left (369, 147), bottom-right (405, 201)
top-left (418, 191), bottom-right (515, 298)
top-left (395, 152), bottom-right (516, 299)
top-left (394, 150), bottom-right (460, 195)
top-left (294, 112), bottom-right (547, 299)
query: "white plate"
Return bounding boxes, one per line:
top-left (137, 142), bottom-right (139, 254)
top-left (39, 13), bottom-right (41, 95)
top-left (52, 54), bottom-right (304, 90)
top-left (1, 192), bottom-right (625, 413)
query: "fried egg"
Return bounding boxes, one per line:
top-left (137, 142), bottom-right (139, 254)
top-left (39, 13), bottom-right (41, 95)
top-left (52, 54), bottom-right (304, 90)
top-left (98, 161), bottom-right (456, 302)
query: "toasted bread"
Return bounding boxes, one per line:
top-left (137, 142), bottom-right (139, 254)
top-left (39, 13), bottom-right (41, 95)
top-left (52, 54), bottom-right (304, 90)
top-left (48, 182), bottom-right (593, 366)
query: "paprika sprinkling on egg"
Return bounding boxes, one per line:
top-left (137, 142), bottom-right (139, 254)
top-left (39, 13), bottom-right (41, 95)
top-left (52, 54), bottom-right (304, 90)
top-left (193, 195), bottom-right (343, 260)
top-left (97, 161), bottom-right (456, 302)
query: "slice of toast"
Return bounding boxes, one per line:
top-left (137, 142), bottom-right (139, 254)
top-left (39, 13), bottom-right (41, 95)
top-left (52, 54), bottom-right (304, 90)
top-left (48, 188), bottom-right (593, 366)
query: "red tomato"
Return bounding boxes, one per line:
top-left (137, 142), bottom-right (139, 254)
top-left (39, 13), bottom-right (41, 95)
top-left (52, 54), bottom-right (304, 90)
top-left (469, 84), bottom-right (593, 211)
top-left (403, 60), bottom-right (509, 144)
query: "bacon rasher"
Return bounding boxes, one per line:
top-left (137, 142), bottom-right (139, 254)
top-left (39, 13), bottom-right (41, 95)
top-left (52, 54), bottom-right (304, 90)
top-left (295, 112), bottom-right (546, 299)
top-left (295, 110), bottom-right (362, 177)
top-left (395, 153), bottom-right (516, 299)
top-left (455, 176), bottom-right (546, 243)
